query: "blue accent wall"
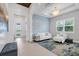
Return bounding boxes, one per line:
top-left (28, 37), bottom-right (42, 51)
top-left (32, 14), bottom-right (50, 34)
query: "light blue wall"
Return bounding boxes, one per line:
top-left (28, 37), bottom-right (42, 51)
top-left (32, 14), bottom-right (50, 34)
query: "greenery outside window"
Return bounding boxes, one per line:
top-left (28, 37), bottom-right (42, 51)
top-left (56, 20), bottom-right (64, 32)
top-left (56, 17), bottom-right (74, 33)
top-left (65, 18), bottom-right (74, 32)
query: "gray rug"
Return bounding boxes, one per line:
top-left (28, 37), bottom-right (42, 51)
top-left (36, 39), bottom-right (79, 56)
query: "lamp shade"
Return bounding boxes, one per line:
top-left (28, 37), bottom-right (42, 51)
top-left (52, 7), bottom-right (60, 16)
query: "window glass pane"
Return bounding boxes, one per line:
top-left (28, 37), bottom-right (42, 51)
top-left (56, 20), bottom-right (64, 32)
top-left (65, 18), bottom-right (74, 26)
top-left (0, 17), bottom-right (7, 33)
top-left (56, 21), bottom-right (64, 27)
top-left (56, 18), bottom-right (74, 32)
top-left (57, 27), bottom-right (63, 31)
top-left (65, 26), bottom-right (73, 32)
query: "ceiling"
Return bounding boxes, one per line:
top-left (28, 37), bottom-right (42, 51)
top-left (17, 3), bottom-right (31, 8)
top-left (32, 3), bottom-right (79, 18)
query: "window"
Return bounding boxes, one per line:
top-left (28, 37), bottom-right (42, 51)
top-left (56, 17), bottom-right (74, 33)
top-left (0, 17), bottom-right (8, 34)
top-left (65, 18), bottom-right (74, 32)
top-left (56, 20), bottom-right (64, 31)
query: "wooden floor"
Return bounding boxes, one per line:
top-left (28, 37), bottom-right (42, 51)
top-left (16, 38), bottom-right (56, 56)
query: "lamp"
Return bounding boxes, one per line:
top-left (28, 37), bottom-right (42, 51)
top-left (52, 7), bottom-right (60, 16)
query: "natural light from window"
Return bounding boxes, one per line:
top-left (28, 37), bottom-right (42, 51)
top-left (0, 17), bottom-right (8, 37)
top-left (56, 17), bottom-right (74, 33)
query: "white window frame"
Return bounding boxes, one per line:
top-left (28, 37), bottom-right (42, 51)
top-left (56, 17), bottom-right (75, 33)
top-left (56, 20), bottom-right (64, 32)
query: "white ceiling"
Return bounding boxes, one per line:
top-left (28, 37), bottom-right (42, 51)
top-left (32, 3), bottom-right (79, 18)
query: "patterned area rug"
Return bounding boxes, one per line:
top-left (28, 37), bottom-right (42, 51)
top-left (36, 39), bottom-right (79, 56)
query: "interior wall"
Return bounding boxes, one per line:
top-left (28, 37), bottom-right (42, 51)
top-left (50, 9), bottom-right (79, 41)
top-left (0, 4), bottom-right (10, 44)
top-left (32, 14), bottom-right (50, 34)
top-left (0, 3), bottom-right (30, 44)
top-left (26, 5), bottom-right (32, 42)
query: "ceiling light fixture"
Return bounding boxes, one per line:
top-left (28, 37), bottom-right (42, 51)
top-left (52, 7), bottom-right (60, 16)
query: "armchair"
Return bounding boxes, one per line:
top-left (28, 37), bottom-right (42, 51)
top-left (53, 33), bottom-right (67, 43)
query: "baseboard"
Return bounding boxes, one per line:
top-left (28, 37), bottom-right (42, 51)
top-left (73, 40), bottom-right (79, 43)
top-left (33, 39), bottom-right (50, 42)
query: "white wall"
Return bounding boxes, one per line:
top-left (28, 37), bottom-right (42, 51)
top-left (6, 3), bottom-right (30, 41)
top-left (27, 4), bottom-right (32, 42)
top-left (0, 3), bottom-right (32, 45)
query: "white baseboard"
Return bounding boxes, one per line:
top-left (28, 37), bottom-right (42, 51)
top-left (73, 40), bottom-right (79, 43)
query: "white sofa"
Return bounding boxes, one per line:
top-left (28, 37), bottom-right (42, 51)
top-left (53, 33), bottom-right (67, 43)
top-left (34, 33), bottom-right (52, 41)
